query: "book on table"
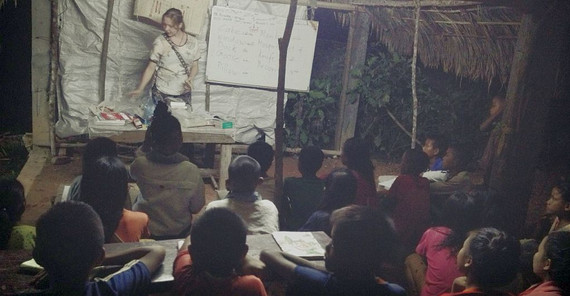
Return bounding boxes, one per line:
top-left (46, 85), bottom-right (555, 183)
top-left (95, 112), bottom-right (131, 126)
top-left (272, 231), bottom-right (325, 259)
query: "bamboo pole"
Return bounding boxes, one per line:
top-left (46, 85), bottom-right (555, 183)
top-left (410, 0), bottom-right (421, 149)
top-left (275, 0), bottom-right (298, 225)
top-left (48, 0), bottom-right (59, 156)
top-left (99, 0), bottom-right (115, 103)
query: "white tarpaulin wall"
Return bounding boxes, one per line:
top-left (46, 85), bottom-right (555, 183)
top-left (55, 0), bottom-right (308, 145)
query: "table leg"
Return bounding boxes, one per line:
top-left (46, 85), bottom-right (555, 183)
top-left (219, 144), bottom-right (232, 191)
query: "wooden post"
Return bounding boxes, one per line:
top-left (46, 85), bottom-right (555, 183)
top-left (334, 10), bottom-right (371, 149)
top-left (487, 0), bottom-right (567, 235)
top-left (99, 0), bottom-right (115, 102)
top-left (275, 0), bottom-right (298, 224)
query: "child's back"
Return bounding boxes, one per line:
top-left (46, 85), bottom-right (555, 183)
top-left (284, 146), bottom-right (325, 230)
top-left (412, 192), bottom-right (483, 296)
top-left (130, 103), bottom-right (205, 239)
top-left (33, 201), bottom-right (165, 296)
top-left (173, 207), bottom-right (267, 296)
top-left (262, 205), bottom-right (406, 296)
top-left (385, 148), bottom-right (430, 253)
top-left (440, 227), bottom-right (520, 296)
top-left (206, 155), bottom-right (279, 234)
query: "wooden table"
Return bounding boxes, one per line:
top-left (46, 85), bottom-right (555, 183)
top-left (0, 232), bottom-right (331, 294)
top-left (88, 122), bottom-right (235, 191)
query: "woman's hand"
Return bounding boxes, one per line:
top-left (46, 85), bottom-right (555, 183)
top-left (184, 77), bottom-right (193, 91)
top-left (128, 88), bottom-right (144, 100)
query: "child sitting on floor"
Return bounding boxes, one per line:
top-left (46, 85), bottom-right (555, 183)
top-left (441, 227), bottom-right (520, 296)
top-left (206, 155), bottom-right (279, 234)
top-left (33, 201), bottom-right (165, 295)
top-left (422, 134), bottom-right (448, 171)
top-left (247, 140), bottom-right (276, 202)
top-left (383, 148), bottom-right (430, 254)
top-left (283, 146), bottom-right (325, 231)
top-left (299, 168), bottom-right (356, 235)
top-left (130, 101), bottom-right (205, 240)
top-left (341, 137), bottom-right (378, 207)
top-left (406, 192), bottom-right (483, 296)
top-left (173, 207), bottom-right (267, 296)
top-left (261, 205), bottom-right (406, 295)
top-left (430, 144), bottom-right (473, 222)
top-left (68, 137), bottom-right (118, 202)
top-left (546, 180), bottom-right (570, 233)
top-left (80, 156), bottom-right (150, 243)
top-left (519, 231), bottom-right (570, 296)
top-left (0, 179), bottom-right (35, 250)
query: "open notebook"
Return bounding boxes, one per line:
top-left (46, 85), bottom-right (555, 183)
top-left (272, 232), bottom-right (325, 259)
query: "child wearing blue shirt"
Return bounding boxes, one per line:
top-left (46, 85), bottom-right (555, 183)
top-left (33, 201), bottom-right (165, 296)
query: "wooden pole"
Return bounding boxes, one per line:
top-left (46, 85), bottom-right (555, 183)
top-left (48, 0), bottom-right (59, 156)
top-left (275, 0), bottom-right (298, 225)
top-left (334, 11), bottom-right (356, 150)
top-left (334, 10), bottom-right (371, 149)
top-left (410, 0), bottom-right (421, 149)
top-left (485, 0), bottom-right (566, 235)
top-left (99, 0), bottom-right (115, 103)
top-left (258, 0), bottom-right (355, 11)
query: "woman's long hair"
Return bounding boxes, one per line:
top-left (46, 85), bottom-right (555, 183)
top-left (342, 137), bottom-right (375, 187)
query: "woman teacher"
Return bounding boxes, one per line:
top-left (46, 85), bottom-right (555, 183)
top-left (130, 8), bottom-right (200, 108)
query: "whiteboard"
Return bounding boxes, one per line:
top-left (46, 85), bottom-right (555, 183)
top-left (205, 6), bottom-right (318, 92)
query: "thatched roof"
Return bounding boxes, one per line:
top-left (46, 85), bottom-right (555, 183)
top-left (330, 0), bottom-right (521, 83)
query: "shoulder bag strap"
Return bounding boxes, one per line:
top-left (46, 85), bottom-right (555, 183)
top-left (163, 33), bottom-right (192, 77)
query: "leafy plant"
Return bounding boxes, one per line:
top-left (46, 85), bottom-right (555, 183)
top-left (285, 78), bottom-right (340, 148)
top-left (352, 42), bottom-right (490, 159)
top-left (0, 135), bottom-right (29, 180)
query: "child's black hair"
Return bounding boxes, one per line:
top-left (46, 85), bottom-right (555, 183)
top-left (0, 179), bottom-right (26, 249)
top-left (342, 137), bottom-right (375, 187)
top-left (82, 137), bottom-right (117, 172)
top-left (247, 141), bottom-right (274, 174)
top-left (448, 143), bottom-right (474, 171)
top-left (190, 207), bottom-right (247, 277)
top-left (318, 168), bottom-right (357, 213)
top-left (424, 134), bottom-right (448, 158)
top-left (80, 156), bottom-right (128, 242)
top-left (554, 179), bottom-right (570, 203)
top-left (468, 227), bottom-right (520, 289)
top-left (33, 201), bottom-right (104, 283)
top-left (149, 102), bottom-right (182, 155)
top-left (228, 155), bottom-right (261, 193)
top-left (298, 146), bottom-right (324, 176)
top-left (400, 148), bottom-right (429, 176)
top-left (544, 231), bottom-right (570, 294)
top-left (329, 205), bottom-right (397, 272)
top-left (438, 192), bottom-right (483, 254)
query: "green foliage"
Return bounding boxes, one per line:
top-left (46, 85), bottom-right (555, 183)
top-left (352, 42), bottom-right (490, 159)
top-left (0, 135), bottom-right (29, 180)
top-left (285, 40), bottom-right (490, 157)
top-left (285, 78), bottom-right (340, 148)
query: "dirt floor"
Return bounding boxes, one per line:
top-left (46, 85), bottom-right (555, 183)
top-left (18, 146), bottom-right (400, 225)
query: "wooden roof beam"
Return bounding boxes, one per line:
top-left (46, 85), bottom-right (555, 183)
top-left (257, 0), bottom-right (357, 11)
top-left (352, 0), bottom-right (482, 8)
